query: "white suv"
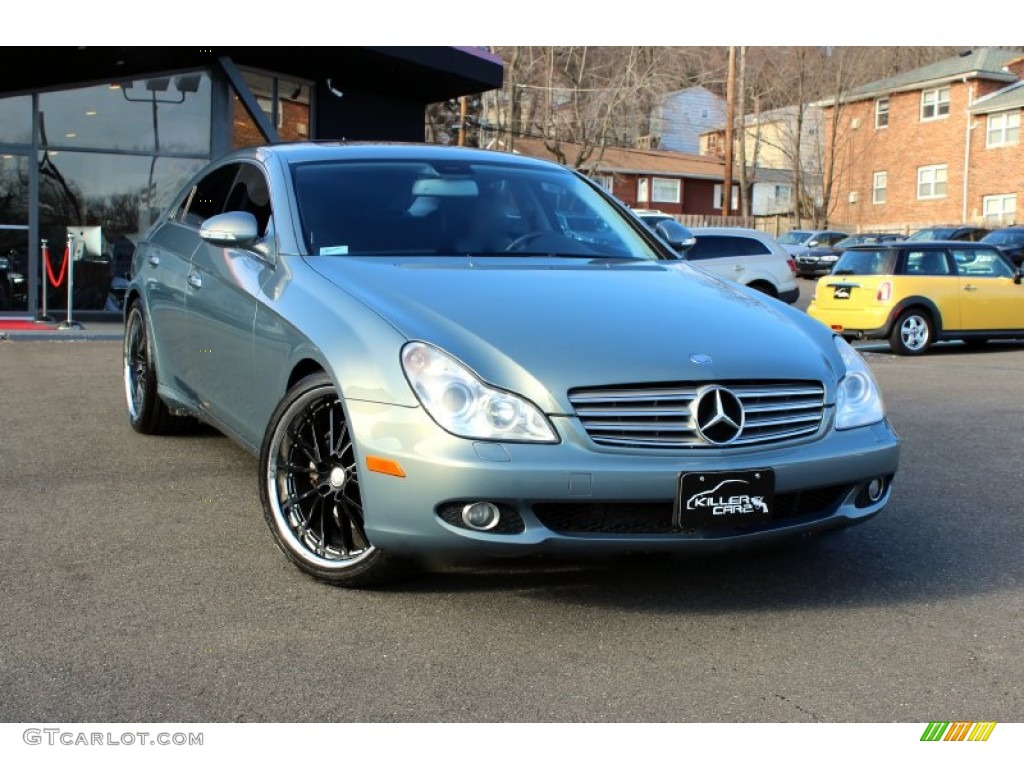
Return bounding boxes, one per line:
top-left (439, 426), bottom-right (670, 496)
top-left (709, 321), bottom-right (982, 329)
top-left (685, 227), bottom-right (800, 304)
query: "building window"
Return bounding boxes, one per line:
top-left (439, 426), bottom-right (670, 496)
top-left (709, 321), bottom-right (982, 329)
top-left (875, 98), bottom-right (890, 129)
top-left (983, 194), bottom-right (1016, 225)
top-left (651, 177), bottom-right (681, 204)
top-left (774, 184), bottom-right (792, 204)
top-left (593, 174), bottom-right (614, 193)
top-left (872, 171), bottom-right (887, 204)
top-left (986, 111), bottom-right (1020, 147)
top-left (713, 184), bottom-right (740, 211)
top-left (637, 177), bottom-right (649, 204)
top-left (917, 164), bottom-right (947, 199)
top-left (920, 87), bottom-right (950, 121)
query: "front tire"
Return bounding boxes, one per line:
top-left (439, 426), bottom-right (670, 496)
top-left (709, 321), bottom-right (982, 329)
top-left (889, 309), bottom-right (932, 356)
top-left (259, 372), bottom-right (410, 587)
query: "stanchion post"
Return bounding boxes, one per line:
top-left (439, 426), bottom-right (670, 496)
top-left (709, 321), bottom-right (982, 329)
top-left (57, 232), bottom-right (85, 331)
top-left (34, 238), bottom-right (55, 323)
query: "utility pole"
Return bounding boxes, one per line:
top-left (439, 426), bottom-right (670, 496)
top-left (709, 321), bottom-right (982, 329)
top-left (457, 96), bottom-right (467, 146)
top-left (722, 46), bottom-right (736, 218)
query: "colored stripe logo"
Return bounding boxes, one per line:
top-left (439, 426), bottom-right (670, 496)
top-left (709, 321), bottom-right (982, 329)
top-left (921, 722), bottom-right (997, 741)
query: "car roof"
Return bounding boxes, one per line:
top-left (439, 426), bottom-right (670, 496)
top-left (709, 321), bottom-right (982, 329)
top-left (212, 141), bottom-right (570, 172)
top-left (689, 227), bottom-right (771, 237)
top-left (845, 240), bottom-right (1000, 249)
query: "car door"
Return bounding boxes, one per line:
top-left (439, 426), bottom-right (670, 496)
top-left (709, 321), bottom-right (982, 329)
top-left (686, 234), bottom-right (744, 282)
top-left (186, 162), bottom-right (272, 444)
top-left (952, 247), bottom-right (1024, 331)
top-left (140, 163), bottom-right (236, 400)
top-left (899, 248), bottom-right (962, 330)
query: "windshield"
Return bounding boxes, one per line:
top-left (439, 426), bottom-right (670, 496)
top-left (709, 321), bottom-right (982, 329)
top-left (291, 159), bottom-right (662, 260)
top-left (777, 230), bottom-right (813, 245)
top-left (981, 230), bottom-right (1024, 246)
top-left (906, 228), bottom-right (953, 241)
top-left (831, 249), bottom-right (898, 275)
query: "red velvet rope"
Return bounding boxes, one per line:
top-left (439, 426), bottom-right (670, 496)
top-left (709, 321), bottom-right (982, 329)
top-left (43, 243), bottom-right (69, 288)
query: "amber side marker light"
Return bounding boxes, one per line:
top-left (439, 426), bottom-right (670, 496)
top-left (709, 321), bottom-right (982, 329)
top-left (366, 456), bottom-right (407, 477)
top-left (831, 325), bottom-right (844, 331)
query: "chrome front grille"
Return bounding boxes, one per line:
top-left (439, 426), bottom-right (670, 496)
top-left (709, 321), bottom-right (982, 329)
top-left (568, 381), bottom-right (826, 449)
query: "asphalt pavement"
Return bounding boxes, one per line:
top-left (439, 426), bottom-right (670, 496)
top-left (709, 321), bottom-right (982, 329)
top-left (1, 311), bottom-right (1023, 724)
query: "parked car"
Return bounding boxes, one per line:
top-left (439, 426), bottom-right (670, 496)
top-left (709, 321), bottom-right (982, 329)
top-left (979, 226), bottom-right (1024, 267)
top-left (685, 227), bottom-right (800, 303)
top-left (808, 240), bottom-right (1024, 355)
top-left (905, 225), bottom-right (990, 242)
top-left (0, 249), bottom-right (27, 310)
top-left (795, 232), bottom-right (906, 277)
top-left (777, 229), bottom-right (850, 258)
top-left (123, 142), bottom-right (900, 586)
top-left (631, 209), bottom-right (696, 254)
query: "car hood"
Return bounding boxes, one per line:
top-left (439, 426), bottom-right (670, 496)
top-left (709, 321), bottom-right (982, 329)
top-left (306, 256), bottom-right (839, 413)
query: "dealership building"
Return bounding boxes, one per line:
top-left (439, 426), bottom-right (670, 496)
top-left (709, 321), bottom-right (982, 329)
top-left (0, 46), bottom-right (503, 317)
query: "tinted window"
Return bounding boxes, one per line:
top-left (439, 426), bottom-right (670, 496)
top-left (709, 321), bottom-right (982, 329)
top-left (181, 163), bottom-right (239, 227)
top-left (687, 235), bottom-right (770, 261)
top-left (906, 228), bottom-right (953, 241)
top-left (778, 230), bottom-right (812, 245)
top-left (832, 249), bottom-right (897, 275)
top-left (981, 229), bottom-right (1024, 246)
top-left (224, 163), bottom-right (273, 236)
top-left (290, 160), bottom-right (661, 259)
top-left (903, 250), bottom-right (951, 276)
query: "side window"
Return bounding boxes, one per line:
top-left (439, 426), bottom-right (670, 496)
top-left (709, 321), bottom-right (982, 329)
top-left (688, 235), bottom-right (769, 260)
top-left (904, 250), bottom-right (951, 276)
top-left (952, 248), bottom-right (1013, 278)
top-left (686, 236), bottom-right (725, 261)
top-left (224, 163), bottom-right (273, 237)
top-left (181, 164), bottom-right (239, 228)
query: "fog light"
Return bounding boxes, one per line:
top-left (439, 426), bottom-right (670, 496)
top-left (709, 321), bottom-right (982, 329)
top-left (461, 502), bottom-right (501, 531)
top-left (866, 477), bottom-right (885, 502)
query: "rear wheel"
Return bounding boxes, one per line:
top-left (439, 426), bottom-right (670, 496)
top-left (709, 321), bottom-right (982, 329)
top-left (123, 303), bottom-right (196, 434)
top-left (748, 281), bottom-right (777, 298)
top-left (888, 309), bottom-right (932, 356)
top-left (259, 372), bottom-right (411, 587)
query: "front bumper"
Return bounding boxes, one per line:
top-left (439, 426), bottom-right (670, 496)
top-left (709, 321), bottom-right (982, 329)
top-left (346, 400), bottom-right (901, 559)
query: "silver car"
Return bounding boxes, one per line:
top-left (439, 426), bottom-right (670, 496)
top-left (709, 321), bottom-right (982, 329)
top-left (123, 143), bottom-right (900, 587)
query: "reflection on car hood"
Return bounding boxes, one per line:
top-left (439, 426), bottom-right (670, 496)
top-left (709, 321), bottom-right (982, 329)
top-left (306, 256), bottom-right (837, 412)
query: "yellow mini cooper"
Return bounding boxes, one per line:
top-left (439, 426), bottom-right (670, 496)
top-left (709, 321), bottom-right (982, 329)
top-left (808, 241), bottom-right (1024, 355)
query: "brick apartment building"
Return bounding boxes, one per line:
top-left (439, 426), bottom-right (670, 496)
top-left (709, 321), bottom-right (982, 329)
top-left (820, 48), bottom-right (1024, 231)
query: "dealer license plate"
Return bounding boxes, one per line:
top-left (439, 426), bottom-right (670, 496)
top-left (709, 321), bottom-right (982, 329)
top-left (674, 469), bottom-right (775, 529)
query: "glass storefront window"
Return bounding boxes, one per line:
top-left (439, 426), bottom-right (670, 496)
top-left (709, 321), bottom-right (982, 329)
top-left (38, 73), bottom-right (212, 154)
top-left (232, 70), bottom-right (311, 149)
top-left (0, 153), bottom-right (29, 225)
top-left (0, 95), bottom-right (32, 144)
top-left (38, 150), bottom-right (207, 311)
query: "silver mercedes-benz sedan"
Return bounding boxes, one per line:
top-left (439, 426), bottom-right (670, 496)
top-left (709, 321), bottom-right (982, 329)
top-left (123, 142), bottom-right (900, 587)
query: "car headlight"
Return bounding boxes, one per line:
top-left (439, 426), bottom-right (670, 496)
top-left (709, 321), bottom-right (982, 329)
top-left (834, 336), bottom-right (885, 430)
top-left (401, 342), bottom-right (558, 443)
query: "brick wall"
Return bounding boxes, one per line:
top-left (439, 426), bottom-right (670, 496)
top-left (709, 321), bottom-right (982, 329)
top-left (825, 78), bottom-right (1022, 229)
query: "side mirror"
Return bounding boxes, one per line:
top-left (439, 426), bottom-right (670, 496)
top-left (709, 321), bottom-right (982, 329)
top-left (1014, 269), bottom-right (1022, 285)
top-left (654, 220), bottom-right (696, 254)
top-left (199, 211), bottom-right (260, 248)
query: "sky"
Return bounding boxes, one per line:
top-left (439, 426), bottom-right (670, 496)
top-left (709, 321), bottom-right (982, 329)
top-left (15, 1), bottom-right (1023, 47)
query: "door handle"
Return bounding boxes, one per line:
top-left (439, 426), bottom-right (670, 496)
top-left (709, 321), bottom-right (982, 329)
top-left (187, 273), bottom-right (202, 290)
top-left (963, 284), bottom-right (978, 292)
top-left (148, 254), bottom-right (160, 267)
